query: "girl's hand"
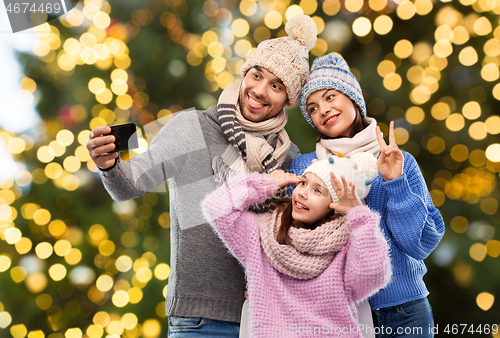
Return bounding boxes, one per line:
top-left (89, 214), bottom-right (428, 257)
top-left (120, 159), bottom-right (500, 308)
top-left (376, 121), bottom-right (404, 181)
top-left (329, 172), bottom-right (363, 214)
top-left (269, 170), bottom-right (301, 188)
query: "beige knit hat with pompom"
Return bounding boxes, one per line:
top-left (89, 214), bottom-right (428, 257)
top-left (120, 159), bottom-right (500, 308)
top-left (240, 14), bottom-right (317, 107)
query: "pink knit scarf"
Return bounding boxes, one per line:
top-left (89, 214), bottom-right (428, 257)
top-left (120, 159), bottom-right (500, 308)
top-left (259, 210), bottom-right (350, 280)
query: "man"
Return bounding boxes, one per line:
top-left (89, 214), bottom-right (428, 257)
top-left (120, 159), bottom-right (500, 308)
top-left (87, 14), bottom-right (317, 337)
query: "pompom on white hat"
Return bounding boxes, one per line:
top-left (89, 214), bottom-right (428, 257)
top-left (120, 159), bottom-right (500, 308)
top-left (303, 152), bottom-right (378, 204)
top-left (240, 14), bottom-right (318, 107)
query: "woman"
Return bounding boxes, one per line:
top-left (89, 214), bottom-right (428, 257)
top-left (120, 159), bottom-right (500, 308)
top-left (290, 53), bottom-right (445, 337)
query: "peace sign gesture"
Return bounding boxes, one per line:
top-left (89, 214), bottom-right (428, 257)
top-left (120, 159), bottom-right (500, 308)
top-left (376, 121), bottom-right (404, 181)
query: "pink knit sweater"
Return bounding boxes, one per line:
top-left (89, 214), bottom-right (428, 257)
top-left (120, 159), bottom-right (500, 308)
top-left (202, 174), bottom-right (391, 338)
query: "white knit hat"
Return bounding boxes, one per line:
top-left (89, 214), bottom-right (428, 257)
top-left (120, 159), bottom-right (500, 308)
top-left (240, 14), bottom-right (318, 107)
top-left (303, 152), bottom-right (378, 204)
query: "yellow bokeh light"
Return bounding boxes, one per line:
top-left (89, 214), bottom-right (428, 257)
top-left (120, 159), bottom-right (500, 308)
top-left (481, 63), bottom-right (499, 82)
top-left (65, 328), bottom-right (83, 338)
top-left (323, 0), bottom-right (341, 15)
top-left (394, 39), bottom-right (413, 59)
top-left (35, 242), bottom-right (53, 260)
top-left (116, 255), bottom-right (133, 272)
top-left (458, 46), bottom-right (478, 66)
top-left (86, 325), bottom-right (104, 338)
top-left (485, 144), bottom-right (500, 162)
top-left (15, 237), bottom-right (32, 255)
top-left (486, 240), bottom-right (500, 258)
top-left (116, 94), bottom-right (134, 110)
top-left (65, 248), bottom-right (82, 265)
top-left (111, 80), bottom-right (128, 96)
top-left (80, 33), bottom-right (97, 49)
top-left (10, 266), bottom-right (27, 283)
top-left (10, 324), bottom-right (28, 338)
top-left (431, 102), bottom-right (451, 120)
top-left (88, 78), bottom-right (106, 94)
top-left (107, 321), bottom-right (124, 336)
top-left (469, 149), bottom-right (486, 167)
top-left (311, 38), bottom-right (328, 57)
top-left (136, 267), bottom-right (153, 283)
top-left (435, 24), bottom-right (453, 42)
top-left (4, 227), bottom-right (22, 245)
top-left (142, 319), bottom-right (162, 338)
top-left (480, 197), bottom-right (498, 215)
top-left (300, 0), bottom-right (318, 14)
top-left (96, 274), bottom-right (114, 292)
top-left (369, 0), bottom-right (387, 11)
top-left (264, 11), bottom-right (282, 30)
top-left (49, 140), bottom-right (65, 157)
top-left (154, 263), bottom-right (171, 280)
top-left (99, 240), bottom-right (116, 256)
top-left (473, 17), bottom-right (492, 36)
top-left (345, 0), bottom-right (364, 13)
top-left (63, 156), bottom-right (81, 173)
top-left (93, 311), bottom-right (110, 328)
top-left (383, 73), bottom-right (402, 91)
top-left (240, 0), bottom-right (258, 17)
top-left (452, 26), bottom-right (469, 45)
top-left (427, 136), bottom-right (446, 154)
top-left (450, 144), bottom-right (469, 162)
top-left (352, 17), bottom-right (372, 37)
top-left (234, 39), bottom-right (252, 58)
top-left (377, 60), bottom-right (395, 77)
top-left (8, 137), bottom-right (26, 154)
top-left (373, 15), bottom-right (392, 35)
top-left (415, 0), bottom-right (433, 15)
top-left (33, 209), bottom-right (51, 226)
top-left (434, 40), bottom-right (453, 58)
top-left (37, 146), bottom-right (55, 163)
top-left (286, 6), bottom-right (304, 21)
top-left (410, 86), bottom-right (431, 105)
top-left (0, 255), bottom-right (12, 272)
top-left (462, 101), bottom-right (481, 120)
top-left (445, 113), bottom-right (465, 131)
top-left (122, 313), bottom-right (139, 330)
top-left (484, 38), bottom-right (500, 56)
top-left (112, 290), bottom-right (129, 307)
top-left (45, 162), bottom-right (63, 180)
top-left (450, 215), bottom-right (468, 233)
top-left (397, 0), bottom-right (416, 20)
top-left (48, 264), bottom-right (67, 281)
top-left (231, 18), bottom-right (250, 38)
top-left (485, 116), bottom-right (500, 134)
top-left (75, 145), bottom-right (91, 162)
top-left (476, 292), bottom-right (495, 311)
top-left (54, 239), bottom-right (72, 256)
top-left (469, 122), bottom-right (487, 140)
top-left (470, 243), bottom-right (487, 262)
top-left (96, 88), bottom-right (113, 104)
top-left (128, 287), bottom-right (143, 304)
top-left (93, 12), bottom-right (111, 29)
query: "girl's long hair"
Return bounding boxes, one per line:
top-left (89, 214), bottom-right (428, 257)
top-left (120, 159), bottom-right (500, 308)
top-left (274, 197), bottom-right (341, 246)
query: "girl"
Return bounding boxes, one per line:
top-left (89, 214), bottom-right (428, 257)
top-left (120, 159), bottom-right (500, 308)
top-left (291, 53), bottom-right (445, 337)
top-left (202, 153), bottom-right (391, 338)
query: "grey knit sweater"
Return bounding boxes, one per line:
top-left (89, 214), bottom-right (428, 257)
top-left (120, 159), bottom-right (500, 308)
top-left (98, 105), bottom-right (300, 323)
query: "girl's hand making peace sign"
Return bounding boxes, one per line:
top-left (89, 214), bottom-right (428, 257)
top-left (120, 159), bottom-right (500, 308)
top-left (376, 121), bottom-right (404, 181)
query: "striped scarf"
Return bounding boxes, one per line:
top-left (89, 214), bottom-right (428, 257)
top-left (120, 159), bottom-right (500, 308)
top-left (216, 83), bottom-right (291, 213)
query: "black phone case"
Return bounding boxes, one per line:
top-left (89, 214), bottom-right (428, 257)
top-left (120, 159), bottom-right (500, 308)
top-left (105, 123), bottom-right (139, 152)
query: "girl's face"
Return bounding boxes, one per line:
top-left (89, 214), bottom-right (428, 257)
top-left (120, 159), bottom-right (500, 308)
top-left (291, 172), bottom-right (332, 224)
top-left (306, 89), bottom-right (357, 138)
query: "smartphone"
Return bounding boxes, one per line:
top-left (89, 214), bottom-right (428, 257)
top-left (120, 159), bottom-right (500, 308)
top-left (105, 123), bottom-right (139, 152)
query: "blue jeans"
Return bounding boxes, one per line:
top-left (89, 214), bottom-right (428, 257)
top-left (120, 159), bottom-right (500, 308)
top-left (371, 297), bottom-right (434, 338)
top-left (168, 316), bottom-right (240, 338)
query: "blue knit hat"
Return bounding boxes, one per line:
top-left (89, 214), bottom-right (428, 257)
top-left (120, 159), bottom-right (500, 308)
top-left (299, 53), bottom-right (367, 129)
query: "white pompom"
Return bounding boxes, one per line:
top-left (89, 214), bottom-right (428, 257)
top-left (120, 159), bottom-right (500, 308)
top-left (285, 14), bottom-right (318, 51)
top-left (350, 152), bottom-right (379, 180)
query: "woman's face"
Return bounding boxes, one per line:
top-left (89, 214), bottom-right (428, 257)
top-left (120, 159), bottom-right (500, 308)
top-left (291, 172), bottom-right (332, 224)
top-left (306, 89), bottom-right (357, 138)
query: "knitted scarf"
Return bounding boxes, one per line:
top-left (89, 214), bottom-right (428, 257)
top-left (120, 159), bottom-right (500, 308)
top-left (216, 82), bottom-right (291, 213)
top-left (259, 209), bottom-right (350, 280)
top-left (316, 117), bottom-right (381, 160)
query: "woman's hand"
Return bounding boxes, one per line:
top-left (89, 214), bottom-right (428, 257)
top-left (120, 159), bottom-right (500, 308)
top-left (269, 170), bottom-right (301, 188)
top-left (329, 172), bottom-right (363, 214)
top-left (376, 121), bottom-right (404, 181)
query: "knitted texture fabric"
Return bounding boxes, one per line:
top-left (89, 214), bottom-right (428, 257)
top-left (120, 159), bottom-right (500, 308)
top-left (202, 173), bottom-right (391, 338)
top-left (290, 151), bottom-right (445, 309)
top-left (303, 153), bottom-right (378, 204)
top-left (258, 209), bottom-right (350, 280)
top-left (98, 105), bottom-right (301, 323)
top-left (299, 53), bottom-right (367, 129)
top-left (315, 117), bottom-right (381, 160)
top-left (240, 14), bottom-right (317, 107)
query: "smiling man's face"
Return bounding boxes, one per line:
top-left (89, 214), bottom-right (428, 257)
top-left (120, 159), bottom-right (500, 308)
top-left (239, 66), bottom-right (289, 122)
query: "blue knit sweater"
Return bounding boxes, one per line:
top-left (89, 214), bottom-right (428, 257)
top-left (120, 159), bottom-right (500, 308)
top-left (289, 151), bottom-right (445, 309)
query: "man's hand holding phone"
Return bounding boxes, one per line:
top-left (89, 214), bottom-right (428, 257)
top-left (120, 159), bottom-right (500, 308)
top-left (87, 123), bottom-right (139, 170)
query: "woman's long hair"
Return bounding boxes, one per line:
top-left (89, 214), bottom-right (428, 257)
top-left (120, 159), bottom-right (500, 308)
top-left (274, 197), bottom-right (341, 245)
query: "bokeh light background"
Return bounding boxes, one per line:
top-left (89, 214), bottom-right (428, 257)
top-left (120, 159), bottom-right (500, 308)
top-left (1, 0), bottom-right (500, 337)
